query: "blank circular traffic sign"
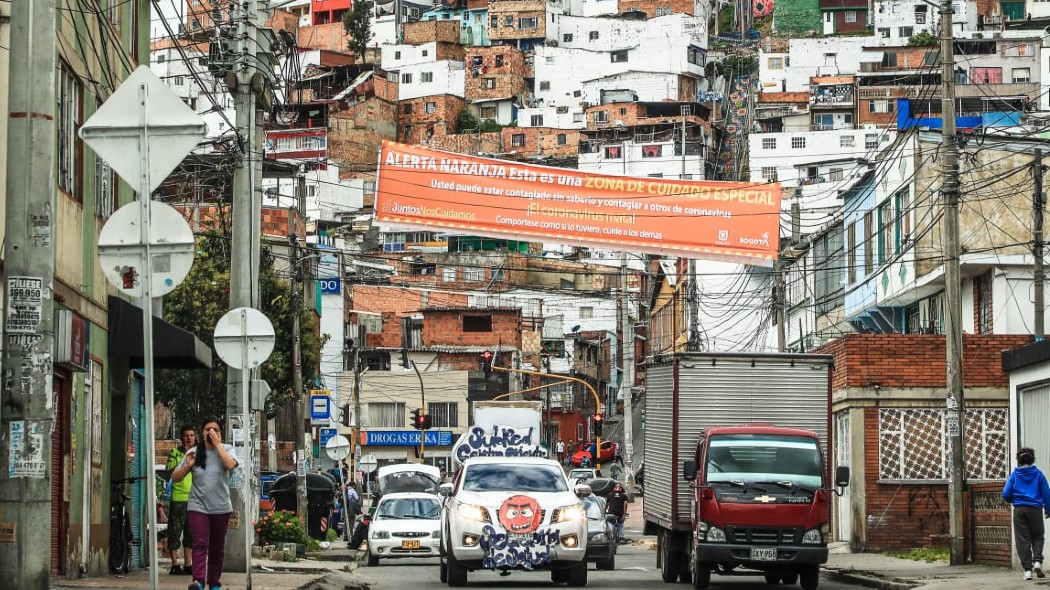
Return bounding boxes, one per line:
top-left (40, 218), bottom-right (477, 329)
top-left (98, 201), bottom-right (195, 298)
top-left (359, 454), bottom-right (378, 474)
top-left (213, 307), bottom-right (275, 369)
top-left (325, 435), bottom-right (351, 461)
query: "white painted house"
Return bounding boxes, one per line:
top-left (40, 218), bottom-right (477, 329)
top-left (396, 60), bottom-right (467, 100)
top-left (871, 0), bottom-right (976, 43)
top-left (749, 127), bottom-right (896, 190)
top-left (759, 37), bottom-right (876, 93)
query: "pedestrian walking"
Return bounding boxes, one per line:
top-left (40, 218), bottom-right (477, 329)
top-left (605, 482), bottom-right (628, 544)
top-left (171, 417), bottom-right (239, 590)
top-left (1002, 446), bottom-right (1050, 581)
top-left (165, 425), bottom-right (196, 575)
top-left (556, 439), bottom-right (566, 465)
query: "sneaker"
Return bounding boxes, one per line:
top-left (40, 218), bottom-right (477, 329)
top-left (1035, 562), bottom-right (1045, 578)
top-left (188, 582), bottom-right (205, 590)
top-left (1024, 571), bottom-right (1033, 581)
top-left (169, 565), bottom-right (182, 575)
top-left (183, 566), bottom-right (194, 576)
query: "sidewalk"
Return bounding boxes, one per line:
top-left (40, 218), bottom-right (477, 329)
top-left (825, 546), bottom-right (1047, 590)
top-left (51, 548), bottom-right (362, 590)
top-left (623, 494), bottom-right (1045, 590)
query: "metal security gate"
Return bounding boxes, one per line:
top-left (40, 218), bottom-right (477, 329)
top-left (834, 411), bottom-right (852, 543)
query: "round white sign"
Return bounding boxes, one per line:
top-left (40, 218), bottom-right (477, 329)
top-left (325, 435), bottom-right (351, 461)
top-left (213, 307), bottom-right (276, 370)
top-left (358, 454), bottom-right (378, 474)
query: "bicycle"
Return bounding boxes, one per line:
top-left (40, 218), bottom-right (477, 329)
top-left (109, 476), bottom-right (145, 573)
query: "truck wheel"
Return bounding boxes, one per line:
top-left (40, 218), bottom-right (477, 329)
top-left (446, 551), bottom-right (467, 587)
top-left (566, 561), bottom-right (589, 587)
top-left (678, 559), bottom-right (692, 584)
top-left (552, 568), bottom-right (569, 583)
top-left (692, 561), bottom-right (712, 590)
top-left (782, 573), bottom-right (798, 585)
top-left (799, 565), bottom-right (819, 590)
top-left (597, 551), bottom-right (616, 570)
top-left (659, 530), bottom-right (681, 583)
top-left (764, 574), bottom-right (781, 585)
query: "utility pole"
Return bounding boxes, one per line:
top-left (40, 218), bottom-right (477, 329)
top-left (1033, 149), bottom-right (1045, 340)
top-left (352, 323), bottom-right (365, 485)
top-left (680, 105), bottom-right (689, 180)
top-left (0, 1), bottom-right (57, 587)
top-left (774, 259), bottom-right (786, 352)
top-left (939, 0), bottom-right (966, 566)
top-left (621, 253), bottom-right (636, 502)
top-left (289, 227), bottom-right (308, 531)
top-left (226, 0), bottom-right (267, 573)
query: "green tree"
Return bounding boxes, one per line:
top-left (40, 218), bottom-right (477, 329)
top-left (458, 107), bottom-right (479, 133)
top-left (343, 1), bottom-right (375, 61)
top-left (908, 31), bottom-right (937, 46)
top-left (157, 233), bottom-right (323, 429)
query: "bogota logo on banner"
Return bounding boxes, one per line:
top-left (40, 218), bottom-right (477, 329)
top-left (375, 141), bottom-right (782, 264)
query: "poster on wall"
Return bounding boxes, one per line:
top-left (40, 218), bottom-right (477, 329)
top-left (9, 421), bottom-right (46, 478)
top-left (91, 361), bottom-right (103, 465)
top-left (375, 141), bottom-right (782, 265)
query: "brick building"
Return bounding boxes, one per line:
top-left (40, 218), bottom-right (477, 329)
top-left (820, 333), bottom-right (1031, 558)
top-left (819, 0), bottom-right (868, 34)
top-left (399, 94), bottom-right (466, 143)
top-left (616, 0), bottom-right (700, 17)
top-left (487, 0), bottom-right (549, 49)
top-left (465, 46), bottom-right (529, 126)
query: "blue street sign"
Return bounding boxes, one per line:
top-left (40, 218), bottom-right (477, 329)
top-left (318, 278), bottom-right (341, 294)
top-left (361, 430), bottom-right (454, 446)
top-left (319, 427), bottom-right (337, 447)
top-left (310, 395), bottom-right (331, 420)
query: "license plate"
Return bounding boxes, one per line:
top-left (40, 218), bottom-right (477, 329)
top-left (750, 548), bottom-right (777, 561)
top-left (402, 539), bottom-right (420, 550)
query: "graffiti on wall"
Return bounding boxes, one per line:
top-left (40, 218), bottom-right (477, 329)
top-left (713, 76), bottom-right (755, 181)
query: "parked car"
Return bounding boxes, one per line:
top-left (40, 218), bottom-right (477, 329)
top-left (582, 495), bottom-right (616, 570)
top-left (570, 441), bottom-right (620, 467)
top-left (567, 468), bottom-right (598, 483)
top-left (366, 492), bottom-right (443, 566)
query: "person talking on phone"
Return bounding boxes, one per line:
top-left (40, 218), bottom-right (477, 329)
top-left (171, 417), bottom-right (239, 590)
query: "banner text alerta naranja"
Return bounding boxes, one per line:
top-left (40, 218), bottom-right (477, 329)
top-left (374, 141), bottom-right (782, 264)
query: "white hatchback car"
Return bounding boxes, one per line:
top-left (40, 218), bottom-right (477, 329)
top-left (440, 456), bottom-right (591, 587)
top-left (367, 492), bottom-right (443, 566)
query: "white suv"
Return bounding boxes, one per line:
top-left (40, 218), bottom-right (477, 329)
top-left (439, 456), bottom-right (591, 587)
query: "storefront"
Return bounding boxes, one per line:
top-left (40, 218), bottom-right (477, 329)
top-left (358, 429), bottom-right (457, 481)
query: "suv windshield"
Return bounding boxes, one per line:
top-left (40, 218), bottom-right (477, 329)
top-left (705, 434), bottom-right (823, 489)
top-left (462, 463), bottom-right (569, 493)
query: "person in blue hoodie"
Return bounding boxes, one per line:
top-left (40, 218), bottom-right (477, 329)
top-left (1003, 447), bottom-right (1050, 581)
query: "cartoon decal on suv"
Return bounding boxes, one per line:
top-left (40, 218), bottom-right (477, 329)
top-left (498, 495), bottom-right (543, 534)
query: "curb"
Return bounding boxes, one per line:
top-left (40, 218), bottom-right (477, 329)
top-left (823, 567), bottom-right (921, 590)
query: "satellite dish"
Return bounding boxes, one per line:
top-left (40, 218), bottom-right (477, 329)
top-left (571, 325), bottom-right (581, 333)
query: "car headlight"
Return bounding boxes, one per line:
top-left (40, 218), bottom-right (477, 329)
top-left (458, 503), bottom-right (491, 523)
top-left (802, 525), bottom-right (827, 545)
top-left (432, 530), bottom-right (441, 538)
top-left (552, 504), bottom-right (584, 524)
top-left (371, 530), bottom-right (390, 540)
top-left (589, 532), bottom-right (608, 543)
top-left (697, 521), bottom-right (726, 543)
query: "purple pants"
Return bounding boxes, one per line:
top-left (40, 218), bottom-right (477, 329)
top-left (188, 511), bottom-right (231, 587)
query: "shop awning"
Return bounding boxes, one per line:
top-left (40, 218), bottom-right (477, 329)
top-left (107, 296), bottom-right (213, 370)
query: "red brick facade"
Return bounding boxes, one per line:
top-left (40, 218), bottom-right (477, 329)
top-left (502, 127), bottom-right (581, 158)
top-left (488, 0), bottom-right (547, 41)
top-left (422, 308), bottom-right (523, 348)
top-left (818, 333), bottom-right (1032, 391)
top-left (399, 94), bottom-right (465, 143)
top-left (403, 20), bottom-right (462, 45)
top-left (175, 204), bottom-right (307, 241)
top-left (616, 0), bottom-right (698, 16)
top-left (328, 96), bottom-right (399, 179)
top-left (297, 22), bottom-right (352, 53)
top-left (465, 46), bottom-right (528, 101)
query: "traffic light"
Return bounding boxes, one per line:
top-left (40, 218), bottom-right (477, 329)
top-left (418, 413), bottom-right (431, 430)
top-left (479, 350), bottom-right (494, 373)
top-left (593, 413), bottom-right (604, 436)
top-left (411, 408), bottom-right (422, 430)
top-left (340, 403), bottom-right (352, 428)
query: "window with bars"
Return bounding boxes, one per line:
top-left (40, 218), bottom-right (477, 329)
top-left (814, 223), bottom-right (844, 314)
top-left (368, 402), bottom-right (406, 427)
top-left (58, 62), bottom-right (82, 200)
top-left (762, 138), bottom-right (776, 150)
top-left (421, 71), bottom-right (434, 83)
top-left (464, 267), bottom-right (484, 282)
top-left (791, 137), bottom-right (805, 149)
top-left (878, 408), bottom-right (1008, 481)
top-left (427, 402), bottom-right (459, 428)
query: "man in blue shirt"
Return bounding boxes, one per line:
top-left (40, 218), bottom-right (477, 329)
top-left (1003, 447), bottom-right (1050, 581)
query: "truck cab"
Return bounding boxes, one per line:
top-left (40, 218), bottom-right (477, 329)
top-left (683, 425), bottom-right (849, 590)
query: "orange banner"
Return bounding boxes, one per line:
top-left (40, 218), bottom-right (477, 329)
top-left (375, 141), bottom-right (781, 264)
